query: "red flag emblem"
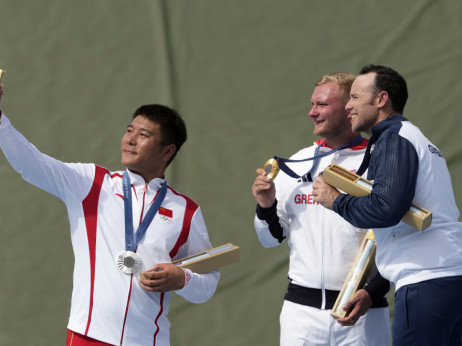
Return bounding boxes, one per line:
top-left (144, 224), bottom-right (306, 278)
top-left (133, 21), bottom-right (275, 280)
top-left (159, 207), bottom-right (173, 218)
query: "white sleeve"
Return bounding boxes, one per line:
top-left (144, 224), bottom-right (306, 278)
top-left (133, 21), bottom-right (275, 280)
top-left (0, 113), bottom-right (95, 203)
top-left (174, 207), bottom-right (220, 304)
top-left (254, 209), bottom-right (290, 248)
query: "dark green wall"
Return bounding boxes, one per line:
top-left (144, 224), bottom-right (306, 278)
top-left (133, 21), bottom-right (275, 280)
top-left (0, 1), bottom-right (461, 345)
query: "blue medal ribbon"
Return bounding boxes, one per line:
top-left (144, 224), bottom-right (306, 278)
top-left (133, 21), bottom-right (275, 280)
top-left (356, 136), bottom-right (375, 177)
top-left (274, 135), bottom-right (363, 182)
top-left (123, 171), bottom-right (167, 252)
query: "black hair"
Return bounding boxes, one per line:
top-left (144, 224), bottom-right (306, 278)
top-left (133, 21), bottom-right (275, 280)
top-left (359, 64), bottom-right (408, 114)
top-left (132, 104), bottom-right (187, 165)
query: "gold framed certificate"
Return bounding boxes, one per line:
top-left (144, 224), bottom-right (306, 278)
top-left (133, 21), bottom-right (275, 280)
top-left (171, 243), bottom-right (240, 274)
top-left (323, 163), bottom-right (432, 231)
top-left (331, 230), bottom-right (376, 319)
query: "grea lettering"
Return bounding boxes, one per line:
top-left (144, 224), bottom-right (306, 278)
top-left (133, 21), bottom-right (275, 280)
top-left (294, 194), bottom-right (318, 205)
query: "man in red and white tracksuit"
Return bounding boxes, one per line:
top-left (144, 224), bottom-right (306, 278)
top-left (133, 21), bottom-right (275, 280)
top-left (0, 88), bottom-right (219, 346)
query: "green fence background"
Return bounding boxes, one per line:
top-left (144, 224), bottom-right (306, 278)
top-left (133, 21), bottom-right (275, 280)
top-left (1, 1), bottom-right (461, 345)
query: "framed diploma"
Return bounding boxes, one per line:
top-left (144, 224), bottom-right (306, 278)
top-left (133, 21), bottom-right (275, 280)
top-left (171, 243), bottom-right (240, 274)
top-left (331, 230), bottom-right (376, 319)
top-left (323, 163), bottom-right (432, 231)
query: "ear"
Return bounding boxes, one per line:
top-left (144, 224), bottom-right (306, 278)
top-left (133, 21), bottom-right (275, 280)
top-left (375, 91), bottom-right (389, 109)
top-left (162, 144), bottom-right (176, 162)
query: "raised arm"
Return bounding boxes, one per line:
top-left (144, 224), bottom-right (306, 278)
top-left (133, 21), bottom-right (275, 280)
top-left (252, 168), bottom-right (288, 246)
top-left (0, 83), bottom-right (96, 203)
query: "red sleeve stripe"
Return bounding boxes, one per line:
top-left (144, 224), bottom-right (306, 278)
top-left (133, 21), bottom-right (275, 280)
top-left (168, 187), bottom-right (198, 259)
top-left (82, 165), bottom-right (109, 335)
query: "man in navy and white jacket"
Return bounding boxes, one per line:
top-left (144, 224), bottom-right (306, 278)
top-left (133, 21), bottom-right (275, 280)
top-left (313, 64), bottom-right (462, 345)
top-left (0, 82), bottom-right (219, 346)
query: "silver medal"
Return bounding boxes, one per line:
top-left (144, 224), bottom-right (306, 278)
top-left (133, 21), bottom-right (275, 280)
top-left (116, 251), bottom-right (143, 274)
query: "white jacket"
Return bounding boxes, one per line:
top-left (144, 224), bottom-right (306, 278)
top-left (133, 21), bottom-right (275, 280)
top-left (333, 115), bottom-right (462, 290)
top-left (0, 113), bottom-right (219, 346)
top-left (254, 139), bottom-right (369, 292)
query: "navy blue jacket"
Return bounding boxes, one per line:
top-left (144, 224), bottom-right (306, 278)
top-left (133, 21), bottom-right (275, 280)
top-left (334, 114), bottom-right (419, 228)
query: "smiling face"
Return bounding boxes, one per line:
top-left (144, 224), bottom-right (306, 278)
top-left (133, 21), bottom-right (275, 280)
top-left (308, 81), bottom-right (358, 147)
top-left (346, 73), bottom-right (381, 135)
top-left (120, 115), bottom-right (175, 182)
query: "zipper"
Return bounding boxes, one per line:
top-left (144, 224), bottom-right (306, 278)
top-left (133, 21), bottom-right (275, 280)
top-left (120, 184), bottom-right (146, 345)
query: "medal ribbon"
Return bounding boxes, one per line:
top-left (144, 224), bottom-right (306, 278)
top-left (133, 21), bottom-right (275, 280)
top-left (274, 135), bottom-right (363, 181)
top-left (123, 171), bottom-right (167, 252)
top-left (356, 136), bottom-right (375, 177)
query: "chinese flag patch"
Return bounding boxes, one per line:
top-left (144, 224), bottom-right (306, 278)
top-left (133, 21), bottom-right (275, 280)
top-left (159, 207), bottom-right (173, 218)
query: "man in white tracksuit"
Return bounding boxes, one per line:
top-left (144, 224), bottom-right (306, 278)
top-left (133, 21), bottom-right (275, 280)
top-left (0, 82), bottom-right (219, 345)
top-left (252, 72), bottom-right (390, 345)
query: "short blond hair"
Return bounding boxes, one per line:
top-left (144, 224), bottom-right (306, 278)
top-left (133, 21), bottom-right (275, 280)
top-left (315, 72), bottom-right (356, 102)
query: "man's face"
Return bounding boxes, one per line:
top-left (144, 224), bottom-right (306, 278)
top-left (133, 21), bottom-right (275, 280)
top-left (346, 73), bottom-right (380, 134)
top-left (309, 82), bottom-right (353, 141)
top-left (120, 115), bottom-right (171, 181)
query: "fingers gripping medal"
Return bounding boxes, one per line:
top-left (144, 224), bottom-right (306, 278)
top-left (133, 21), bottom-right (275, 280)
top-left (263, 158), bottom-right (279, 180)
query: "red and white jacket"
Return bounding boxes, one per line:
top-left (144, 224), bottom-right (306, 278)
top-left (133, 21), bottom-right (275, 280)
top-left (0, 113), bottom-right (219, 346)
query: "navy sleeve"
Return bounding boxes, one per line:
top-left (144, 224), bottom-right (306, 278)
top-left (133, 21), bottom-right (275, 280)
top-left (333, 133), bottom-right (419, 228)
top-left (363, 265), bottom-right (390, 306)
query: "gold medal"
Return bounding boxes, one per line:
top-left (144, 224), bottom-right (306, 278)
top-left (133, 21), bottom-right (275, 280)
top-left (262, 158), bottom-right (279, 180)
